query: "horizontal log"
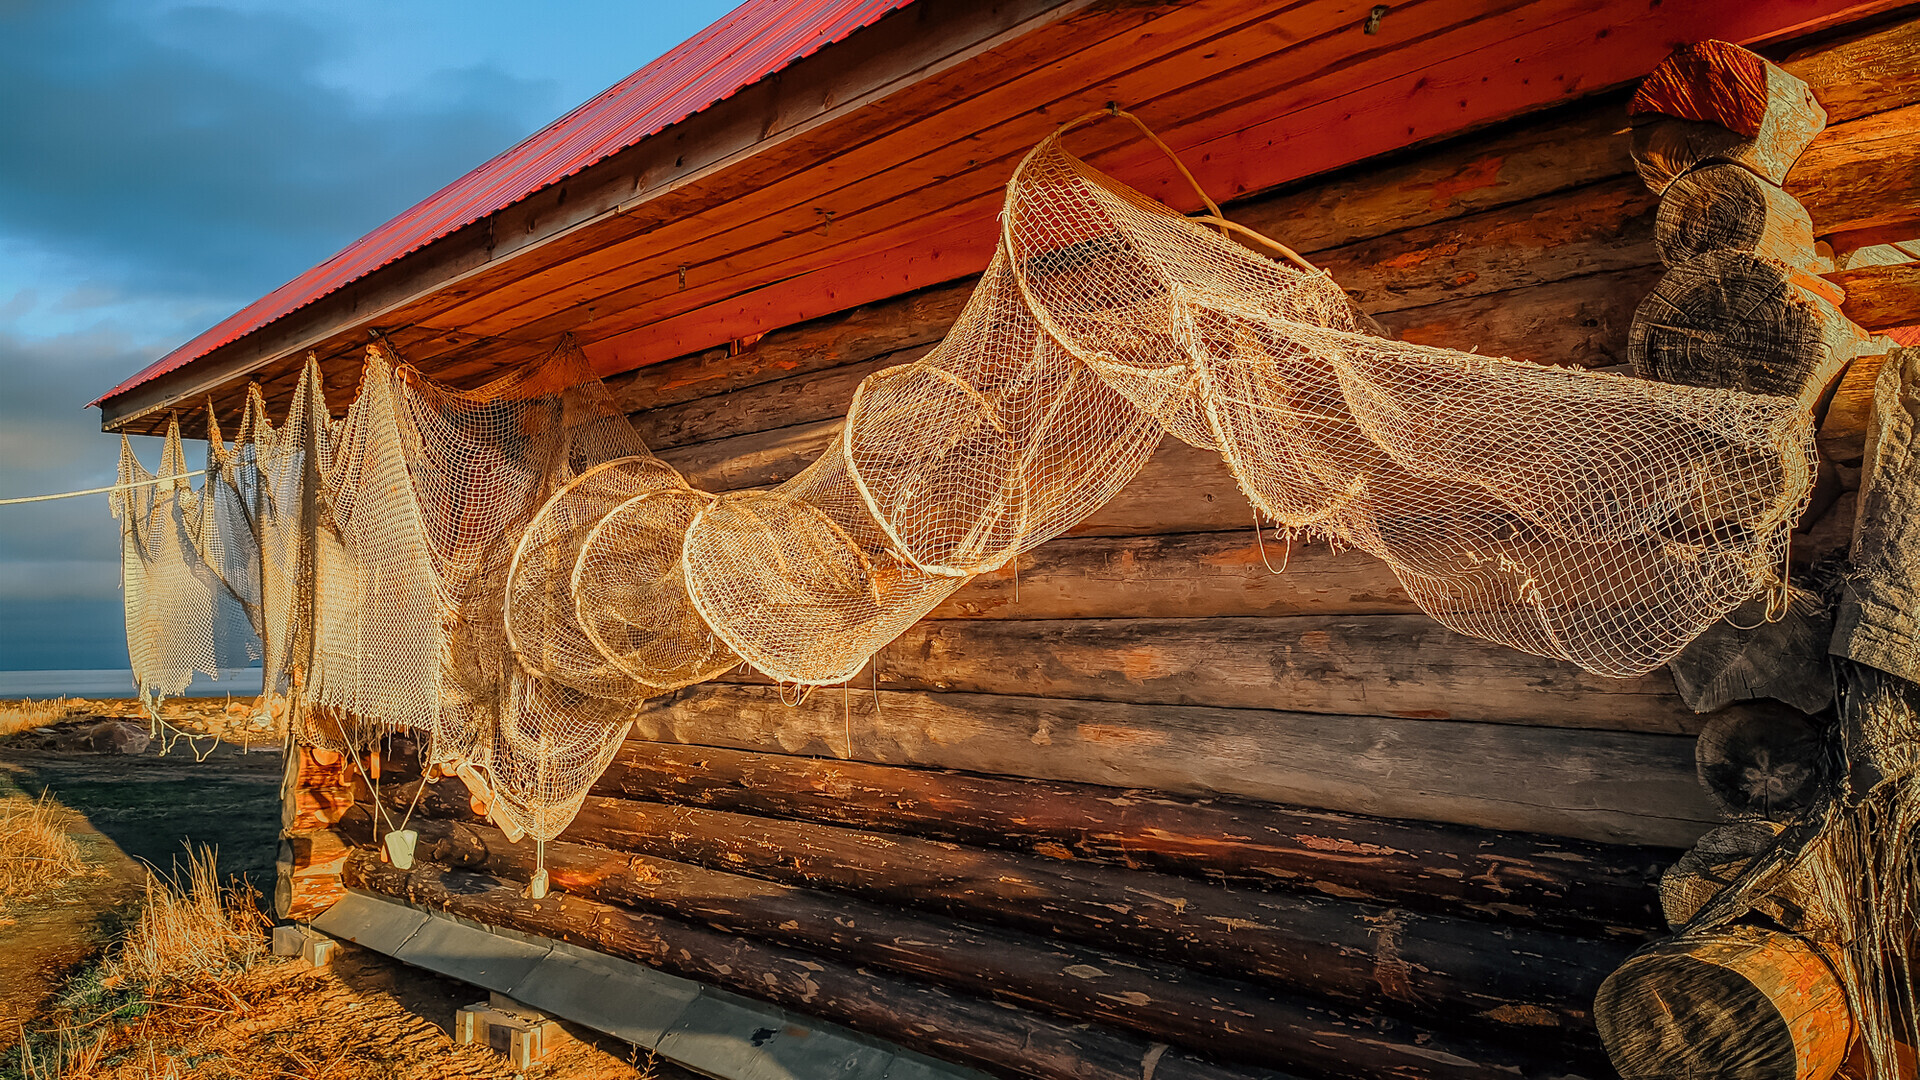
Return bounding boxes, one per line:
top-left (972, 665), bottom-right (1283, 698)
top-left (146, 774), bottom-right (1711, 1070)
top-left (1630, 249), bottom-right (1859, 399)
top-left (1232, 96), bottom-right (1634, 257)
top-left (817, 615), bottom-right (1705, 732)
top-left (382, 782), bottom-right (1628, 1036)
top-left (927, 532), bottom-right (1412, 620)
top-left (346, 856), bottom-right (1585, 1080)
top-left (1315, 175), bottom-right (1659, 315)
top-left (354, 809), bottom-right (1616, 1059)
top-left (606, 279), bottom-right (971, 415)
top-left (1628, 42), bottom-right (1825, 193)
top-left (1630, 41), bottom-right (1813, 140)
top-left (1377, 264), bottom-right (1664, 370)
top-left (1783, 15), bottom-right (1920, 125)
top-left (1817, 347), bottom-right (1894, 465)
top-left (1789, 103), bottom-right (1920, 239)
top-left (339, 856), bottom-right (1282, 1080)
top-left (1829, 260), bottom-right (1920, 331)
top-left (1654, 164), bottom-right (1822, 270)
top-left (591, 740), bottom-right (1666, 931)
top-left (634, 345), bottom-right (925, 451)
top-left (635, 683), bottom-right (1721, 847)
top-left (638, 266), bottom-right (1665, 462)
top-left (655, 420), bottom-right (1255, 536)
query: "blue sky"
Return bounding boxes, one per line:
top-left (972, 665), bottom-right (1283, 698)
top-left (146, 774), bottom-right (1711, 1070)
top-left (0, 0), bottom-right (739, 670)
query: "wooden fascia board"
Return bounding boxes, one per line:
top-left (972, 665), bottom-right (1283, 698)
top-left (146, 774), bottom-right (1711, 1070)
top-left (97, 0), bottom-right (1090, 432)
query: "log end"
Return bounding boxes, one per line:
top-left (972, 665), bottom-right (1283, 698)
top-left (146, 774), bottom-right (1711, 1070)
top-left (1596, 925), bottom-right (1851, 1080)
top-left (1631, 41), bottom-right (1777, 137)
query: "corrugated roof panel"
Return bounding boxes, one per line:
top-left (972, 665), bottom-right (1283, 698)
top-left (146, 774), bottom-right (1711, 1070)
top-left (94, 0), bottom-right (916, 407)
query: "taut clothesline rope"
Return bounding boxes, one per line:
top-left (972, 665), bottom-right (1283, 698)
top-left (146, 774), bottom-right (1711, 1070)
top-left (0, 470), bottom-right (207, 506)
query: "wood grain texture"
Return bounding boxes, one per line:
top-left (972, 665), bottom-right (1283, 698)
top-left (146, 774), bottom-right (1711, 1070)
top-left (1631, 40), bottom-right (1792, 137)
top-left (1655, 164), bottom-right (1823, 270)
top-left (1789, 103), bottom-right (1920, 239)
top-left (1631, 249), bottom-right (1860, 399)
top-left (1315, 176), bottom-right (1659, 315)
top-left (927, 532), bottom-right (1414, 620)
top-left (1595, 925), bottom-right (1851, 1080)
top-left (1784, 14), bottom-right (1920, 124)
top-left (371, 787), bottom-right (1629, 1041)
top-left (1830, 260), bottom-right (1920, 331)
top-left (345, 856), bottom-right (1590, 1080)
top-left (632, 683), bottom-right (1723, 847)
top-left (655, 421), bottom-right (1257, 536)
top-left (589, 740), bottom-right (1668, 932)
top-left (820, 615), bottom-right (1709, 732)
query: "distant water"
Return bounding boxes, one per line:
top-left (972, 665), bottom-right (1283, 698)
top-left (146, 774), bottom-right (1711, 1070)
top-left (0, 668), bottom-right (264, 700)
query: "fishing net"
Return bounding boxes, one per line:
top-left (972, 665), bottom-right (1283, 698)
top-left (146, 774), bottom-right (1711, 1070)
top-left (113, 110), bottom-right (1820, 840)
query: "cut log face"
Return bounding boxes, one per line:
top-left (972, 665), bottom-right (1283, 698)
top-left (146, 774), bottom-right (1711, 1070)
top-left (1630, 249), bottom-right (1860, 399)
top-left (1655, 164), bottom-right (1822, 271)
top-left (1695, 705), bottom-right (1826, 821)
top-left (1595, 924), bottom-right (1853, 1080)
top-left (1631, 41), bottom-right (1812, 139)
top-left (1660, 820), bottom-right (1788, 928)
top-left (1660, 821), bottom-right (1840, 944)
top-left (1666, 586), bottom-right (1836, 716)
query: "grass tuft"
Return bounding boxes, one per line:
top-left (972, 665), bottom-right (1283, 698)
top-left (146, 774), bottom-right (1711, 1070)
top-left (0, 793), bottom-right (85, 903)
top-left (102, 846), bottom-right (268, 992)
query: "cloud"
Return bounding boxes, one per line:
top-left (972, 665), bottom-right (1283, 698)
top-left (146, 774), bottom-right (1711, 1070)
top-left (0, 0), bottom-right (578, 671)
top-left (0, 0), bottom-right (562, 302)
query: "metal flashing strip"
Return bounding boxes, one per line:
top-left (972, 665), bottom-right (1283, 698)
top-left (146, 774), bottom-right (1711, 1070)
top-left (310, 890), bottom-right (989, 1080)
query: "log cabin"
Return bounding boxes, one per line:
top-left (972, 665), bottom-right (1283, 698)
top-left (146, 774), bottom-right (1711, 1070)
top-left (92, 1), bottom-right (1920, 1077)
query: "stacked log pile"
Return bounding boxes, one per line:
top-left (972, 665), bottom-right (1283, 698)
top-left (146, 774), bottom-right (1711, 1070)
top-left (1597, 31), bottom-right (1920, 1080)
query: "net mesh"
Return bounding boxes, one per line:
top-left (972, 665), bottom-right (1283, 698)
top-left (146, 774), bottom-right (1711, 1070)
top-left (112, 113), bottom-right (1818, 839)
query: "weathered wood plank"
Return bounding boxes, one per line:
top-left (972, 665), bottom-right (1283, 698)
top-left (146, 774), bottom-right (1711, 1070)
top-left (809, 615), bottom-right (1706, 732)
top-left (358, 804), bottom-right (1627, 1047)
top-left (608, 280), bottom-right (970, 414)
top-left (346, 857), bottom-right (1586, 1080)
top-left (589, 740), bottom-right (1666, 931)
top-left (637, 263), bottom-right (1664, 459)
top-left (633, 684), bottom-right (1722, 847)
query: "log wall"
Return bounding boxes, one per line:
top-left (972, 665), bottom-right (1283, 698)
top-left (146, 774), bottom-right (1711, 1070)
top-left (321, 14), bottom-right (1920, 1080)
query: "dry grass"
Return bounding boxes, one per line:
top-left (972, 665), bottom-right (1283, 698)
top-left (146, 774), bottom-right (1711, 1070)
top-left (0, 699), bottom-right (87, 740)
top-left (101, 847), bottom-right (268, 993)
top-left (0, 793), bottom-right (85, 903)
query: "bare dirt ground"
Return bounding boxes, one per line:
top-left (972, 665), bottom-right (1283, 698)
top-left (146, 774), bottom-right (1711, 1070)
top-left (1, 713), bottom-right (685, 1080)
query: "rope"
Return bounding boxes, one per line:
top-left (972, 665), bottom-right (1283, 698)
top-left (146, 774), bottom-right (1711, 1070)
top-left (0, 471), bottom-right (206, 506)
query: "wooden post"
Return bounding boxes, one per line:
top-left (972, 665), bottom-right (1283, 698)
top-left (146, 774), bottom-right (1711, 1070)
top-left (275, 743), bottom-right (356, 921)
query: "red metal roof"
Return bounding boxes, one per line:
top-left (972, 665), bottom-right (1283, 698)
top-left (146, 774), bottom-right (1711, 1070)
top-left (94, 0), bottom-right (916, 408)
